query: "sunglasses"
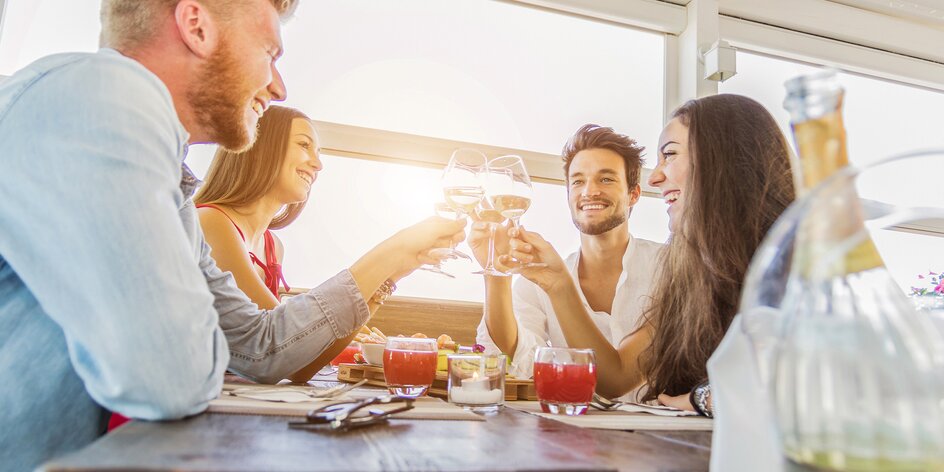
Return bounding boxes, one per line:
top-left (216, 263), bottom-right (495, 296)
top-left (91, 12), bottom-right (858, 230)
top-left (288, 395), bottom-right (415, 432)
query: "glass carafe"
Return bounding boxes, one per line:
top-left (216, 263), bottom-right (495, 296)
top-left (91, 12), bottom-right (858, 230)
top-left (741, 70), bottom-right (944, 471)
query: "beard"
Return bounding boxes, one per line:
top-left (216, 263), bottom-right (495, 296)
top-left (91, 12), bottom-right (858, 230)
top-left (572, 201), bottom-right (628, 236)
top-left (188, 36), bottom-right (257, 152)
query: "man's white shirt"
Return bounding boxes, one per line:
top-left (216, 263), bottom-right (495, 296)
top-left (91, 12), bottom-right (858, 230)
top-left (476, 233), bottom-right (663, 386)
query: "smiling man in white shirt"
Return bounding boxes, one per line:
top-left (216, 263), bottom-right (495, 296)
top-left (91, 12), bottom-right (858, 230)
top-left (470, 124), bottom-right (662, 383)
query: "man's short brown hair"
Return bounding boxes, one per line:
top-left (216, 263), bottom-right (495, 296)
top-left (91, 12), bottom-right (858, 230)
top-left (562, 124), bottom-right (645, 188)
top-left (100, 0), bottom-right (299, 51)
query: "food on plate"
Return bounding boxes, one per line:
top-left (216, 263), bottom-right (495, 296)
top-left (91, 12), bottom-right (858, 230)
top-left (354, 325), bottom-right (387, 345)
top-left (352, 326), bottom-right (484, 370)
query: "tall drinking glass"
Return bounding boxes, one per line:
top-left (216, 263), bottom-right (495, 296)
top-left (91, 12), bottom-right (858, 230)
top-left (383, 337), bottom-right (438, 398)
top-left (533, 347), bottom-right (596, 416)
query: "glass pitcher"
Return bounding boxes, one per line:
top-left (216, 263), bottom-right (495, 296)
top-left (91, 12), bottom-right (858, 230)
top-left (739, 70), bottom-right (944, 470)
top-left (741, 149), bottom-right (944, 470)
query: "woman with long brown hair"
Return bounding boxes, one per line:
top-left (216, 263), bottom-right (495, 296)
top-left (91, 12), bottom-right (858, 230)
top-left (195, 105), bottom-right (462, 382)
top-left (502, 94), bottom-right (795, 411)
top-left (196, 105), bottom-right (314, 305)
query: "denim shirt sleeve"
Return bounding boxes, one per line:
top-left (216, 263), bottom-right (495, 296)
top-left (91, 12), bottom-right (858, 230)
top-left (177, 165), bottom-right (370, 382)
top-left (195, 229), bottom-right (371, 383)
top-left (0, 53), bottom-right (227, 419)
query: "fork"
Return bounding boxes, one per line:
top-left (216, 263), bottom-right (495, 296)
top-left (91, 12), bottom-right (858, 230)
top-left (227, 379), bottom-right (368, 399)
top-left (590, 393), bottom-right (623, 411)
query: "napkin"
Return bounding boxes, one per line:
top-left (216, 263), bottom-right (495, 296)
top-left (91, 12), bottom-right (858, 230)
top-left (616, 402), bottom-right (700, 417)
top-left (225, 390), bottom-right (335, 403)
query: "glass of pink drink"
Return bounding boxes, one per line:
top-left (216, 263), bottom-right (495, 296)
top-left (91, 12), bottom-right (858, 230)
top-left (383, 337), bottom-right (438, 398)
top-left (533, 347), bottom-right (596, 415)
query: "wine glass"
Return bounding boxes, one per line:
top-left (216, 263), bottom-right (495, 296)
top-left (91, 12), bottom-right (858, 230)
top-left (472, 185), bottom-right (509, 277)
top-left (486, 155), bottom-right (546, 270)
top-left (439, 148), bottom-right (487, 261)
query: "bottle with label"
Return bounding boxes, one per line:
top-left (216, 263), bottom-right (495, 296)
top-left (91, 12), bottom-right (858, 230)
top-left (774, 70), bottom-right (944, 471)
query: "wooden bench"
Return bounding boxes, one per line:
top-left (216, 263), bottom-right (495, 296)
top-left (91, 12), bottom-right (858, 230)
top-left (282, 290), bottom-right (483, 346)
top-left (372, 296), bottom-right (483, 346)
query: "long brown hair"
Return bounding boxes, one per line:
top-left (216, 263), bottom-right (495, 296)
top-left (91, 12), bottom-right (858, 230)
top-left (194, 105), bottom-right (312, 230)
top-left (640, 94), bottom-right (796, 400)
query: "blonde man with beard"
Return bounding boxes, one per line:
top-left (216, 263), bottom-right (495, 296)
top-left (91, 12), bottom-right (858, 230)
top-left (0, 1), bottom-right (463, 469)
top-left (469, 124), bottom-right (662, 387)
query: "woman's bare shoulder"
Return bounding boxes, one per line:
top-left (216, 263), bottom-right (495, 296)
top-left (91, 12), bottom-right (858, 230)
top-left (197, 206), bottom-right (243, 243)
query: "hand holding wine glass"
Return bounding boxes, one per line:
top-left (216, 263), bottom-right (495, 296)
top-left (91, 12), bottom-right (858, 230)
top-left (416, 203), bottom-right (465, 278)
top-left (494, 226), bottom-right (570, 292)
top-left (383, 215), bottom-right (467, 279)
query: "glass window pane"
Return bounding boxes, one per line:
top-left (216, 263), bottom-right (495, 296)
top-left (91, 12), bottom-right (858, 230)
top-left (718, 51), bottom-right (944, 167)
top-left (0, 0), bottom-right (100, 75)
top-left (875, 229), bottom-right (944, 295)
top-left (719, 51), bottom-right (944, 293)
top-left (279, 0), bottom-right (666, 161)
top-left (188, 149), bottom-right (669, 302)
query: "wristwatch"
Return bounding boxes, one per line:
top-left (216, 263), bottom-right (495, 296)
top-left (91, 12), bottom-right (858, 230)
top-left (690, 382), bottom-right (713, 418)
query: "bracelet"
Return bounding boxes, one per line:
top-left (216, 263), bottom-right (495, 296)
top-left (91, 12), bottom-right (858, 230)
top-left (370, 279), bottom-right (397, 305)
top-left (690, 381), bottom-right (713, 418)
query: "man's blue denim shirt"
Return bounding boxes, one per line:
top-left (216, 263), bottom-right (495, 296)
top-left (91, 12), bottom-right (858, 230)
top-left (0, 49), bottom-right (369, 470)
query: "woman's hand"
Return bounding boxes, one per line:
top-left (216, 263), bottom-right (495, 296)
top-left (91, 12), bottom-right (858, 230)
top-left (384, 216), bottom-right (466, 276)
top-left (494, 226), bottom-right (570, 292)
top-left (657, 392), bottom-right (696, 412)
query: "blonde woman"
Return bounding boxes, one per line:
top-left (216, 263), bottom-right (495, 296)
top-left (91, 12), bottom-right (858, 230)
top-left (196, 105), bottom-right (461, 381)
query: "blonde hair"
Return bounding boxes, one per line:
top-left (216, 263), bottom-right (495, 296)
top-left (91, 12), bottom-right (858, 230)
top-left (100, 0), bottom-right (299, 51)
top-left (194, 105), bottom-right (312, 230)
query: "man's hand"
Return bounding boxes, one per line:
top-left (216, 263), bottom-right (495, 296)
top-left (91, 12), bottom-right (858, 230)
top-left (494, 226), bottom-right (570, 292)
top-left (468, 219), bottom-right (512, 270)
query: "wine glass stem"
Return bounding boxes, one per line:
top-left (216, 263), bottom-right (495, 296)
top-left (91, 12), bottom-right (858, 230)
top-left (484, 223), bottom-right (497, 271)
top-left (451, 210), bottom-right (465, 251)
top-left (508, 218), bottom-right (523, 264)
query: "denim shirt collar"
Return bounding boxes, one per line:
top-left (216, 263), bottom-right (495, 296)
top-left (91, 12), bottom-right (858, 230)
top-left (180, 161), bottom-right (202, 199)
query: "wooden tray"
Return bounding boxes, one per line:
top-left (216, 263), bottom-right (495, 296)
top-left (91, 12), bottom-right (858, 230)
top-left (337, 363), bottom-right (537, 401)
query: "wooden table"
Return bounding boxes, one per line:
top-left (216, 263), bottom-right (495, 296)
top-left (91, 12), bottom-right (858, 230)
top-left (43, 404), bottom-right (710, 471)
top-left (43, 370), bottom-right (710, 471)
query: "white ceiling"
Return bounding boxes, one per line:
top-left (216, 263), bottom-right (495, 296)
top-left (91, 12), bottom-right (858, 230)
top-left (658, 0), bottom-right (944, 29)
top-left (829, 0), bottom-right (944, 27)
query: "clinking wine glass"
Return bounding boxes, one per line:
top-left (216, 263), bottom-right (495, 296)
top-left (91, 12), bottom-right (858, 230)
top-left (486, 155), bottom-right (546, 271)
top-left (440, 148), bottom-right (487, 261)
top-left (472, 198), bottom-right (509, 277)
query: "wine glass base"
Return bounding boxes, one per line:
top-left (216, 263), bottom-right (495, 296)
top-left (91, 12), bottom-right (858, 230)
top-left (472, 268), bottom-right (510, 277)
top-left (418, 265), bottom-right (455, 278)
top-left (428, 247), bottom-right (473, 261)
